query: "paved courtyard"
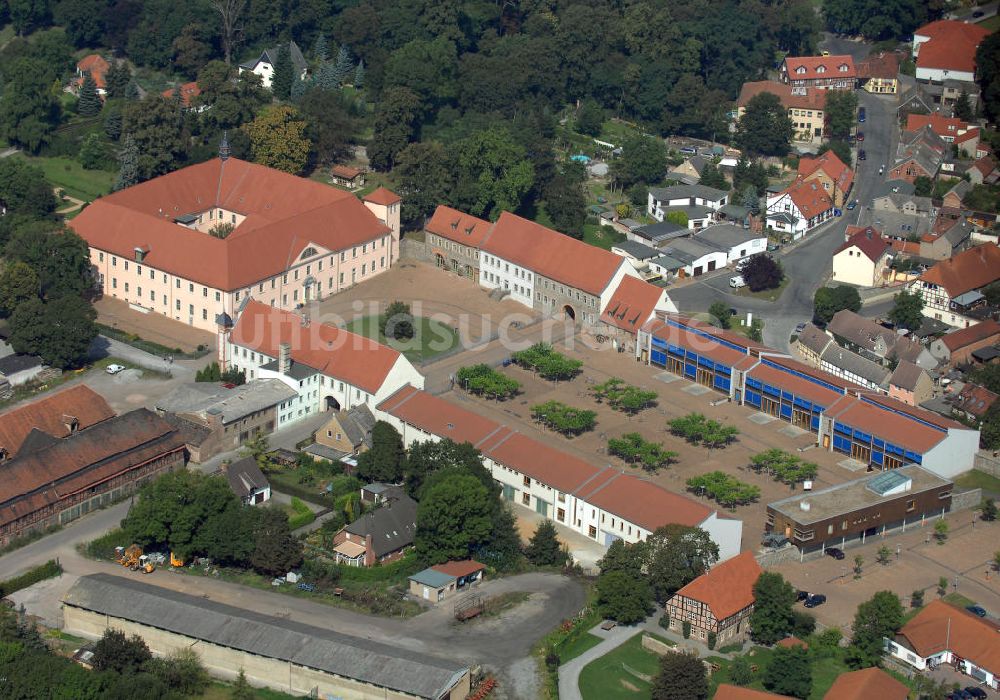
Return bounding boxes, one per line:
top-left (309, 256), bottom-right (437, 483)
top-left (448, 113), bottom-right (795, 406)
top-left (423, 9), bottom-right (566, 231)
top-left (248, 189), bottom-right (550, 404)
top-left (94, 297), bottom-right (215, 353)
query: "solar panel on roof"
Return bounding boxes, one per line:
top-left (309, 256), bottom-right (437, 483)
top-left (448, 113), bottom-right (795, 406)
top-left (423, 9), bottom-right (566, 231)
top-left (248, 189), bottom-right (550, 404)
top-left (867, 471), bottom-right (910, 496)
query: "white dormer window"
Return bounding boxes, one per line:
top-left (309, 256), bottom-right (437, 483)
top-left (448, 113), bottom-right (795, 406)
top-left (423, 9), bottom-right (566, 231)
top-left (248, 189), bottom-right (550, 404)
top-left (839, 64), bottom-right (848, 72)
top-left (816, 66), bottom-right (826, 74)
top-left (796, 66), bottom-right (807, 74)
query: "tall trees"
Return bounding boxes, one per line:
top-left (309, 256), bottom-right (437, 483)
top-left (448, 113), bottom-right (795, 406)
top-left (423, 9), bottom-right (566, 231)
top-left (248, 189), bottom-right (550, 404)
top-left (369, 87), bottom-right (423, 172)
top-left (888, 290), bottom-right (924, 330)
top-left (848, 591), bottom-right (903, 668)
top-left (104, 61), bottom-right (132, 100)
top-left (0, 158), bottom-right (56, 218)
top-left (0, 58), bottom-right (61, 153)
top-left (543, 169), bottom-right (587, 239)
top-left (355, 421), bottom-right (406, 484)
top-left (210, 0), bottom-right (247, 65)
top-left (525, 520), bottom-right (567, 567)
top-left (651, 652), bottom-right (709, 700)
top-left (813, 285), bottom-right (862, 325)
top-left (737, 92), bottom-right (794, 157)
top-left (824, 90), bottom-right (859, 140)
top-left (977, 33), bottom-right (1000, 123)
top-left (763, 645), bottom-right (812, 698)
top-left (750, 571), bottom-right (797, 645)
top-left (823, 0), bottom-right (929, 41)
top-left (451, 128), bottom-right (535, 221)
top-left (114, 133), bottom-right (139, 191)
top-left (77, 72), bottom-right (102, 117)
top-left (298, 88), bottom-right (358, 167)
top-left (270, 43), bottom-right (293, 100)
top-left (241, 105), bottom-right (311, 174)
top-left (395, 141), bottom-right (452, 229)
top-left (122, 96), bottom-right (190, 181)
top-left (612, 134), bottom-right (668, 190)
top-left (9, 294), bottom-right (98, 369)
top-left (251, 507), bottom-right (303, 576)
top-left (415, 473), bottom-right (493, 564)
top-left (0, 262), bottom-right (39, 316)
top-left (645, 524), bottom-right (719, 603)
top-left (741, 253), bottom-right (784, 292)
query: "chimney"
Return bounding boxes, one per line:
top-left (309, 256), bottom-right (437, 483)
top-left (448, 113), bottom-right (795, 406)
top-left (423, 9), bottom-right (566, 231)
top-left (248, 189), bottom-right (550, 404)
top-left (278, 342), bottom-right (291, 374)
top-left (62, 415), bottom-right (79, 434)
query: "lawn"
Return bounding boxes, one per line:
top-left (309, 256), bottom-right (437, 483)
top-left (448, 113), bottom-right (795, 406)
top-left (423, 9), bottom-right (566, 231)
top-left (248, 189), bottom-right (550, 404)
top-left (955, 469), bottom-right (1000, 497)
top-left (578, 633), bottom-right (662, 700)
top-left (978, 15), bottom-right (1000, 31)
top-left (942, 592), bottom-right (978, 609)
top-left (200, 681), bottom-right (301, 700)
top-left (13, 154), bottom-right (115, 202)
top-left (583, 223), bottom-right (626, 251)
top-left (344, 315), bottom-right (460, 363)
top-left (735, 275), bottom-right (790, 302)
top-left (557, 631), bottom-right (603, 664)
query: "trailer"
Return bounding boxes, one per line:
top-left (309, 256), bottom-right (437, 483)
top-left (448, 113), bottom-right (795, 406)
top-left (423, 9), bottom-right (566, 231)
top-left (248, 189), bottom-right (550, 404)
top-left (454, 593), bottom-right (485, 621)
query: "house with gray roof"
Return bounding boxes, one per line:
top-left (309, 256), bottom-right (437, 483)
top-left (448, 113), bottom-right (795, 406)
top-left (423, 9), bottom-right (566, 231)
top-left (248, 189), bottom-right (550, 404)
top-left (627, 221), bottom-right (689, 246)
top-left (611, 239), bottom-right (660, 265)
top-left (333, 489), bottom-right (417, 567)
top-left (862, 209), bottom-right (930, 241)
top-left (872, 193), bottom-right (935, 218)
top-left (648, 184), bottom-right (728, 225)
top-left (661, 237), bottom-right (727, 277)
top-left (223, 455), bottom-right (270, 505)
top-left (873, 179), bottom-right (916, 199)
top-left (819, 343), bottom-right (891, 392)
top-left (696, 223), bottom-right (767, 265)
top-left (309, 403), bottom-right (376, 461)
top-left (794, 323), bottom-right (834, 366)
top-left (239, 40), bottom-right (308, 90)
top-left (888, 360), bottom-right (935, 407)
top-left (62, 574), bottom-right (471, 700)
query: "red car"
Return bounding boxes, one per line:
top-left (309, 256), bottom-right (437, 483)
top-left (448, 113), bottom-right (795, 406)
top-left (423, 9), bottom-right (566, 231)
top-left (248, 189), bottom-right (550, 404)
top-left (856, 132), bottom-right (864, 142)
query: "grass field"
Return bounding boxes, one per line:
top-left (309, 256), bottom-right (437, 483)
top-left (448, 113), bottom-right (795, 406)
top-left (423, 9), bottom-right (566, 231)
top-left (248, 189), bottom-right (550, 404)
top-left (345, 315), bottom-right (460, 362)
top-left (735, 275), bottom-right (790, 302)
top-left (556, 631), bottom-right (603, 664)
top-left (583, 222), bottom-right (626, 250)
top-left (978, 15), bottom-right (1000, 31)
top-left (942, 592), bottom-right (978, 609)
top-left (14, 154), bottom-right (115, 202)
top-left (955, 469), bottom-right (1000, 497)
top-left (579, 633), bottom-right (664, 700)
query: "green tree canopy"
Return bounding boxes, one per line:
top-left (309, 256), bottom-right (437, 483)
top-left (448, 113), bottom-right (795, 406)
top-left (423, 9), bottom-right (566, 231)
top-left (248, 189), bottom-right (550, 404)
top-left (612, 134), bottom-right (668, 189)
top-left (122, 96), bottom-right (190, 181)
top-left (368, 87), bottom-right (423, 172)
top-left (741, 253), bottom-right (783, 292)
top-left (356, 421), bottom-right (406, 484)
top-left (0, 158), bottom-right (56, 218)
top-left (395, 141), bottom-right (453, 229)
top-left (737, 92), bottom-right (794, 157)
top-left (763, 645), bottom-right (812, 698)
top-left (242, 105), bottom-right (311, 175)
top-left (451, 127), bottom-right (535, 221)
top-left (92, 629), bottom-right (152, 675)
top-left (824, 90), bottom-right (858, 140)
top-left (887, 289), bottom-right (924, 331)
top-left (813, 285), bottom-right (862, 325)
top-left (977, 32), bottom-right (1000, 123)
top-left (651, 651), bottom-right (708, 700)
top-left (6, 222), bottom-right (92, 300)
top-left (8, 294), bottom-right (97, 369)
top-left (750, 571), bottom-right (796, 644)
top-left (251, 507), bottom-right (304, 576)
top-left (526, 519), bottom-right (567, 567)
top-left (0, 261), bottom-right (39, 316)
top-left (415, 472), bottom-right (494, 564)
top-left (646, 524), bottom-right (719, 603)
top-left (596, 569), bottom-right (654, 624)
top-left (848, 590), bottom-right (903, 668)
top-left (0, 57), bottom-right (61, 153)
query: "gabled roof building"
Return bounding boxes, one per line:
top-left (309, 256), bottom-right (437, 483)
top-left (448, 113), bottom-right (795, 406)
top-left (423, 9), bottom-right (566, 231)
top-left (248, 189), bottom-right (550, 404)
top-left (912, 20), bottom-right (990, 83)
top-left (780, 55), bottom-right (856, 90)
top-left (665, 551), bottom-right (762, 646)
top-left (910, 244), bottom-right (1000, 328)
top-left (0, 385), bottom-right (114, 459)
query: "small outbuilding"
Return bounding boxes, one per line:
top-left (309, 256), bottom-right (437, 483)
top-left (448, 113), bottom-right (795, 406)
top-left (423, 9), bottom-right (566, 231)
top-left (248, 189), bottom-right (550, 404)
top-left (409, 560), bottom-right (485, 603)
top-left (330, 164), bottom-right (365, 189)
top-left (222, 456), bottom-right (270, 505)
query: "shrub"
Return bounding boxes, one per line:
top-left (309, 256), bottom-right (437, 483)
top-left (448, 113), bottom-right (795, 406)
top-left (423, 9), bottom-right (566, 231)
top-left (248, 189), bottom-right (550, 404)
top-left (707, 631), bottom-right (716, 650)
top-left (456, 364), bottom-right (520, 400)
top-left (0, 559), bottom-right (63, 597)
top-left (531, 400), bottom-right (597, 436)
top-left (545, 651), bottom-right (560, 671)
top-left (729, 655), bottom-right (753, 686)
top-left (659, 613), bottom-right (670, 629)
top-left (511, 343), bottom-right (582, 381)
top-left (682, 620), bottom-right (691, 638)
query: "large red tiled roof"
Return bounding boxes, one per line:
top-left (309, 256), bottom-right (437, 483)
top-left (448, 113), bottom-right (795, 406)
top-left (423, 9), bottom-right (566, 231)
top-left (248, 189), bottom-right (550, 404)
top-left (0, 385), bottom-right (114, 458)
top-left (76, 54), bottom-right (109, 89)
top-left (737, 81), bottom-right (825, 111)
top-left (647, 317), bottom-right (752, 369)
top-left (747, 361), bottom-right (846, 408)
top-left (914, 20), bottom-right (990, 73)
top-left (716, 685), bottom-right (793, 700)
top-left (782, 179), bottom-right (833, 220)
top-left (898, 600), bottom-right (1000, 674)
top-left (71, 158), bottom-right (390, 291)
top-left (577, 472), bottom-right (712, 531)
top-left (231, 300), bottom-right (402, 394)
top-left (425, 205), bottom-right (492, 248)
top-left (376, 385), bottom-right (509, 447)
top-left (783, 55), bottom-right (856, 80)
top-left (857, 52), bottom-right (901, 80)
top-left (920, 244), bottom-right (1000, 298)
top-left (600, 276), bottom-right (665, 332)
top-left (824, 396), bottom-right (950, 453)
top-left (954, 383), bottom-right (999, 419)
top-left (481, 430), bottom-right (610, 496)
top-left (481, 212), bottom-right (625, 296)
top-left (940, 319), bottom-right (1000, 351)
top-left (823, 667), bottom-right (908, 700)
top-left (798, 150), bottom-right (854, 194)
top-left (161, 81), bottom-right (201, 106)
top-left (835, 229), bottom-right (890, 263)
top-left (906, 114), bottom-right (975, 140)
top-left (671, 551), bottom-right (761, 620)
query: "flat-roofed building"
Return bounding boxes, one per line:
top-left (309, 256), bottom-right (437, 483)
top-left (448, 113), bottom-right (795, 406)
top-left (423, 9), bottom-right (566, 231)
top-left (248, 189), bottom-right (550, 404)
top-left (766, 465), bottom-right (952, 554)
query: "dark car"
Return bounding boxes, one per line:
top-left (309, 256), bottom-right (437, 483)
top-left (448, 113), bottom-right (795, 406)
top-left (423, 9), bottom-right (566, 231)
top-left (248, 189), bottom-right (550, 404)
top-left (966, 605), bottom-right (987, 617)
top-left (856, 132), bottom-right (864, 142)
top-left (858, 107), bottom-right (866, 122)
top-left (795, 322), bottom-right (807, 333)
top-left (858, 149), bottom-right (867, 161)
top-left (846, 199), bottom-right (858, 210)
top-left (804, 594), bottom-right (827, 608)
top-left (826, 547), bottom-right (846, 560)
top-left (796, 590), bottom-right (809, 602)
top-left (973, 10), bottom-right (985, 18)
top-left (965, 687), bottom-right (988, 699)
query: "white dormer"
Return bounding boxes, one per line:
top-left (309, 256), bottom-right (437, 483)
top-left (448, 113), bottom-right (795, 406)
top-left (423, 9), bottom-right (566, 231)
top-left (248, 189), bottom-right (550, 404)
top-left (839, 64), bottom-right (849, 72)
top-left (816, 65), bottom-right (826, 74)
top-left (796, 66), bottom-right (807, 74)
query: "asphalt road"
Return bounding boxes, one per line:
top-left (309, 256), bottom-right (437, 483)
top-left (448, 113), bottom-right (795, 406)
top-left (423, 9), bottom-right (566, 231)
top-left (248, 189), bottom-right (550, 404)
top-left (669, 36), bottom-right (898, 352)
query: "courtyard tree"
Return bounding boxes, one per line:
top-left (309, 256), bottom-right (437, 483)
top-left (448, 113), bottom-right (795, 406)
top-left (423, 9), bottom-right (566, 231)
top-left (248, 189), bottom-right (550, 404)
top-left (729, 655), bottom-right (754, 686)
top-left (596, 569), bottom-right (653, 624)
top-left (651, 652), bottom-right (708, 700)
top-left (531, 400), bottom-right (597, 436)
top-left (381, 300), bottom-right (415, 341)
top-left (824, 90), bottom-right (858, 140)
top-left (876, 546), bottom-right (892, 566)
top-left (741, 253), bottom-right (784, 292)
top-left (763, 645), bottom-right (812, 698)
top-left (403, 438), bottom-right (485, 498)
top-left (736, 92), bottom-right (794, 157)
top-left (415, 473), bottom-right (493, 564)
top-left (982, 498), bottom-right (998, 522)
top-left (668, 413), bottom-right (739, 450)
top-left (709, 301), bottom-right (732, 329)
top-left (455, 364), bottom-right (520, 400)
top-left (511, 343), bottom-right (583, 381)
top-left (526, 520), bottom-right (568, 567)
top-left (813, 285), bottom-right (862, 325)
top-left (646, 524), bottom-right (719, 602)
top-left (750, 571), bottom-right (796, 645)
top-left (888, 290), bottom-right (924, 331)
top-left (591, 377), bottom-right (657, 414)
top-left (933, 519), bottom-right (948, 544)
top-left (847, 590), bottom-right (903, 668)
top-left (607, 433), bottom-right (678, 471)
top-left (686, 472), bottom-right (760, 509)
top-left (356, 421), bottom-right (406, 484)
top-left (242, 105), bottom-right (311, 174)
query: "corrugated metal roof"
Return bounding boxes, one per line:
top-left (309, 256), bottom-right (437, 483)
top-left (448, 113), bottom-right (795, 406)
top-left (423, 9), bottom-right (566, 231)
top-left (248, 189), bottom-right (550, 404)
top-left (63, 574), bottom-right (467, 699)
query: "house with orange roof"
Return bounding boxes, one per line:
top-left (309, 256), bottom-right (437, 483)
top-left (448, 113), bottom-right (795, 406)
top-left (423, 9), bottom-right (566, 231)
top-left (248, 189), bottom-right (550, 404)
top-left (888, 599), bottom-right (1000, 690)
top-left (74, 54), bottom-right (109, 95)
top-left (909, 244), bottom-right (1000, 327)
top-left (0, 385), bottom-right (114, 460)
top-left (665, 551), bottom-right (761, 646)
top-left (797, 150), bottom-right (854, 207)
top-left (424, 204), bottom-right (492, 283)
top-left (822, 667), bottom-right (908, 700)
top-left (222, 299), bottom-right (423, 425)
top-left (72, 150), bottom-right (401, 334)
top-left (375, 385), bottom-right (743, 561)
top-left (969, 155), bottom-right (999, 186)
top-left (597, 274), bottom-right (675, 353)
top-left (913, 20), bottom-right (990, 84)
top-left (736, 80), bottom-right (826, 141)
top-left (780, 55), bottom-right (856, 91)
top-left (906, 113), bottom-right (981, 157)
top-left (161, 82), bottom-right (202, 110)
top-left (930, 319), bottom-right (1000, 365)
top-left (765, 179), bottom-right (835, 239)
top-left (831, 227), bottom-right (891, 287)
top-left (856, 52), bottom-right (901, 94)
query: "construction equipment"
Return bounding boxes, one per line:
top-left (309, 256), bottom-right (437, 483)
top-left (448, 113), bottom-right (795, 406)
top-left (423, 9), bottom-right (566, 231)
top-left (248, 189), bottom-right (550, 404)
top-left (138, 555), bottom-right (155, 574)
top-left (116, 544), bottom-right (143, 569)
top-left (169, 551), bottom-right (184, 567)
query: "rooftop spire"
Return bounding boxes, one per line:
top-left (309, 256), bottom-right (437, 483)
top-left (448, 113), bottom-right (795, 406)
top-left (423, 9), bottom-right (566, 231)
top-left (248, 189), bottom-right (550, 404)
top-left (219, 130), bottom-right (230, 162)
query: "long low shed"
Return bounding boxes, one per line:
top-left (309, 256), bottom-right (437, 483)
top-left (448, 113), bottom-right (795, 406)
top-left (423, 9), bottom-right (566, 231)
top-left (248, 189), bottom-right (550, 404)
top-left (62, 574), bottom-right (470, 700)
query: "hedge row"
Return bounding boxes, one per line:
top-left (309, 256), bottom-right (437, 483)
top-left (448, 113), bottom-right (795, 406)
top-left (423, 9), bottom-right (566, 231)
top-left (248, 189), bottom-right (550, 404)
top-left (0, 559), bottom-right (63, 597)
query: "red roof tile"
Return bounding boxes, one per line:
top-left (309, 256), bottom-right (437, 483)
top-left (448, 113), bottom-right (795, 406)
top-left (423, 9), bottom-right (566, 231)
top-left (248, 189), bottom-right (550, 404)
top-left (161, 81), bottom-right (201, 106)
top-left (857, 52), bottom-right (901, 80)
top-left (776, 636), bottom-right (808, 649)
top-left (330, 164), bottom-right (362, 179)
top-left (914, 20), bottom-right (990, 73)
top-left (898, 600), bottom-right (1000, 674)
top-left (671, 551), bottom-right (761, 620)
top-left (781, 179), bottom-right (834, 220)
top-left (823, 667), bottom-right (908, 700)
top-left (747, 361), bottom-right (846, 408)
top-left (954, 383), bottom-right (999, 419)
top-left (600, 276), bottom-right (666, 332)
top-left (940, 320), bottom-right (1000, 351)
top-left (578, 472), bottom-right (712, 531)
top-left (231, 300), bottom-right (402, 394)
top-left (920, 244), bottom-right (1000, 298)
top-left (363, 187), bottom-right (401, 206)
top-left (783, 55), bottom-right (857, 80)
top-left (431, 559), bottom-right (484, 578)
top-left (798, 150), bottom-right (854, 194)
top-left (737, 80), bottom-right (826, 111)
top-left (646, 317), bottom-right (752, 369)
top-left (824, 396), bottom-right (949, 453)
top-left (425, 205), bottom-right (492, 248)
top-left (906, 114), bottom-right (975, 141)
top-left (481, 212), bottom-right (626, 296)
top-left (71, 158), bottom-right (390, 291)
top-left (76, 54), bottom-right (109, 89)
top-left (834, 229), bottom-right (891, 263)
top-left (0, 385), bottom-right (114, 458)
top-left (715, 685), bottom-right (793, 700)
top-left (481, 430), bottom-right (609, 495)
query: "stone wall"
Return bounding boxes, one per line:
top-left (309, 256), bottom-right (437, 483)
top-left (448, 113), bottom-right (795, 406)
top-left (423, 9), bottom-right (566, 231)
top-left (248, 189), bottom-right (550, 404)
top-left (951, 488), bottom-right (983, 512)
top-left (400, 237), bottom-right (434, 264)
top-left (973, 456), bottom-right (1000, 479)
top-left (641, 634), bottom-right (675, 657)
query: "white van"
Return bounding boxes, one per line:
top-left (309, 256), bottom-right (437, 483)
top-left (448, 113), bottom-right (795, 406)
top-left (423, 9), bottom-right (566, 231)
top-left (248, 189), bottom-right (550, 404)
top-left (729, 275), bottom-right (746, 288)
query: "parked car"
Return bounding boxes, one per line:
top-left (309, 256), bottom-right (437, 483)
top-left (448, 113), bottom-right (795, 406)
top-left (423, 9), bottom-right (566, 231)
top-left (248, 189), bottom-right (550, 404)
top-left (856, 132), bottom-right (864, 142)
top-left (680, 146), bottom-right (697, 155)
top-left (804, 594), bottom-right (827, 608)
top-left (949, 690), bottom-right (973, 700)
top-left (858, 107), bottom-right (866, 123)
top-left (846, 199), bottom-right (858, 210)
top-left (796, 590), bottom-right (809, 602)
top-left (730, 275), bottom-right (747, 289)
top-left (767, 243), bottom-right (779, 252)
top-left (966, 605), bottom-right (987, 617)
top-left (105, 364), bottom-right (126, 375)
top-left (973, 10), bottom-right (985, 18)
top-left (825, 547), bottom-right (846, 560)
top-left (795, 322), bottom-right (807, 333)
top-left (858, 150), bottom-right (866, 161)
top-left (965, 687), bottom-right (987, 699)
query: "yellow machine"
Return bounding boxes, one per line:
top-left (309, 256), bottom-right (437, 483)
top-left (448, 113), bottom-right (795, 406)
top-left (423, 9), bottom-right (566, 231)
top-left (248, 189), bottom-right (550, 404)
top-left (170, 551), bottom-right (184, 567)
top-left (117, 544), bottom-right (143, 569)
top-left (138, 555), bottom-right (154, 574)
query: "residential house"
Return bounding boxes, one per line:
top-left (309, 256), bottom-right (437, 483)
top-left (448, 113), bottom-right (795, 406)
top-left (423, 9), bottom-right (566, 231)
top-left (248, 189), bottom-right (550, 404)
top-left (819, 344), bottom-right (890, 392)
top-left (930, 320), bottom-right (1000, 365)
top-left (888, 599), bottom-right (1000, 690)
top-left (376, 385), bottom-right (743, 560)
top-left (906, 114), bottom-right (981, 153)
top-left (872, 193), bottom-right (934, 218)
top-left (737, 80), bottom-right (826, 141)
top-left (696, 224), bottom-right (768, 265)
top-left (794, 323), bottom-right (833, 366)
top-left (911, 244), bottom-right (1000, 327)
top-left (826, 309), bottom-right (935, 368)
top-left (888, 361), bottom-right (935, 407)
top-left (408, 560), bottom-right (485, 603)
top-left (874, 179), bottom-right (916, 198)
top-left (0, 409), bottom-right (186, 546)
top-left (766, 179), bottom-right (835, 239)
top-left (646, 254), bottom-right (687, 282)
top-left (668, 155), bottom-right (708, 184)
top-left (73, 154), bottom-right (401, 334)
top-left (767, 465), bottom-right (954, 554)
top-left (238, 41), bottom-right (308, 89)
top-left (823, 668), bottom-right (909, 700)
top-left (969, 156), bottom-right (999, 185)
top-left (425, 205), bottom-right (491, 283)
top-left (856, 52), bottom-right (901, 94)
top-left (647, 185), bottom-right (728, 225)
top-left (943, 180), bottom-right (972, 209)
top-left (311, 404), bottom-right (376, 458)
top-left (831, 228), bottom-right (892, 287)
top-left (862, 210), bottom-right (930, 244)
top-left (332, 488), bottom-right (417, 567)
top-left (329, 165), bottom-right (365, 190)
top-left (0, 354), bottom-right (49, 388)
top-left (222, 455), bottom-right (270, 505)
top-left (610, 240), bottom-right (660, 268)
top-left (665, 551), bottom-right (761, 646)
top-left (224, 300), bottom-right (424, 421)
top-left (797, 150), bottom-right (854, 207)
top-left (780, 55), bottom-right (856, 91)
top-left (0, 385), bottom-right (114, 460)
top-left (74, 54), bottom-right (109, 95)
top-left (890, 126), bottom-right (948, 183)
top-left (717, 203), bottom-right (754, 229)
top-left (154, 380), bottom-right (298, 462)
top-left (161, 82), bottom-right (201, 109)
top-left (912, 20), bottom-right (990, 84)
top-left (597, 275), bottom-right (675, 353)
top-left (953, 383), bottom-right (998, 422)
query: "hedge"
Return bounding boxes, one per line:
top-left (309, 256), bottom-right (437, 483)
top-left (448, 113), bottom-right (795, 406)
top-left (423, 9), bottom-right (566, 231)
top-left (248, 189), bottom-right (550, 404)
top-left (288, 497), bottom-right (317, 530)
top-left (0, 559), bottom-right (63, 597)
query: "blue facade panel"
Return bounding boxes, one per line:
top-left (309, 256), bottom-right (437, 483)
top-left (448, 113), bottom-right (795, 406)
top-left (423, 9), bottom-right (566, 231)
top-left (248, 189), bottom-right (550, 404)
top-left (780, 404), bottom-right (792, 419)
top-left (715, 376), bottom-right (732, 392)
top-left (872, 451), bottom-right (884, 465)
top-left (746, 390), bottom-right (761, 407)
top-left (651, 350), bottom-right (666, 367)
top-left (811, 416), bottom-right (820, 431)
top-left (684, 363), bottom-right (696, 378)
